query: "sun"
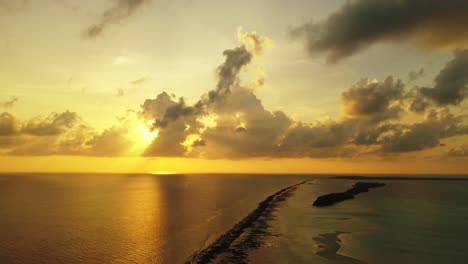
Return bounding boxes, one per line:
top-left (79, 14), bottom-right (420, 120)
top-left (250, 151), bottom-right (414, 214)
top-left (133, 120), bottom-right (159, 146)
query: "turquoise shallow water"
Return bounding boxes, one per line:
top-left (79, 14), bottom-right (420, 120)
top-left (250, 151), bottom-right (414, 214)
top-left (251, 178), bottom-right (468, 264)
top-left (1, 174), bottom-right (468, 263)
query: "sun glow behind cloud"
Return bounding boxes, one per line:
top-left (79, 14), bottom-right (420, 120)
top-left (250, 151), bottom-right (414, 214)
top-left (131, 120), bottom-right (158, 152)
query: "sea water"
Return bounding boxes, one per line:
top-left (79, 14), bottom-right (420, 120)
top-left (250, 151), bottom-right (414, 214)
top-left (1, 174), bottom-right (467, 264)
top-left (251, 178), bottom-right (468, 264)
top-left (0, 173), bottom-right (308, 263)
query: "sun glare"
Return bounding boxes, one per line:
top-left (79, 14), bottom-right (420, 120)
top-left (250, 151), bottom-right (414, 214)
top-left (133, 121), bottom-right (158, 146)
top-left (152, 171), bottom-right (173, 175)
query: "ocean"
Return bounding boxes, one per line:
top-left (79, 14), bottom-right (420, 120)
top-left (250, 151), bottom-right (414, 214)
top-left (1, 173), bottom-right (467, 263)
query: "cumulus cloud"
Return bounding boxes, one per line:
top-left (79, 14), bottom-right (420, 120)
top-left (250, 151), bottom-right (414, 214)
top-left (200, 89), bottom-right (292, 158)
top-left (147, 30), bottom-right (270, 133)
top-left (22, 111), bottom-right (79, 136)
top-left (0, 110), bottom-right (143, 156)
top-left (291, 0), bottom-right (468, 62)
top-left (83, 0), bottom-right (150, 39)
top-left (134, 31), bottom-right (468, 159)
top-left (2, 30), bottom-right (467, 159)
top-left (341, 77), bottom-right (404, 122)
top-left (420, 49), bottom-right (468, 105)
top-left (354, 108), bottom-right (468, 152)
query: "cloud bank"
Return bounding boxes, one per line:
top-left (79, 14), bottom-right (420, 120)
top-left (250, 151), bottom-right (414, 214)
top-left (1, 31), bottom-right (467, 159)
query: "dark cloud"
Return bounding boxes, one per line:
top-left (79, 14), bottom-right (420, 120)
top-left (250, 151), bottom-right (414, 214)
top-left (22, 111), bottom-right (79, 136)
top-left (0, 97), bottom-right (19, 108)
top-left (277, 120), bottom-right (354, 158)
top-left (147, 31), bottom-right (269, 133)
top-left (420, 49), bottom-right (468, 105)
top-left (291, 0), bottom-right (468, 62)
top-left (354, 108), bottom-right (468, 152)
top-left (408, 94), bottom-right (431, 113)
top-left (341, 76), bottom-right (404, 122)
top-left (83, 0), bottom-right (150, 39)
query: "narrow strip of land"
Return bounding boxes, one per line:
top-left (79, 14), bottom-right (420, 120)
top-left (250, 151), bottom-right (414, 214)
top-left (313, 182), bottom-right (385, 207)
top-left (333, 176), bottom-right (468, 181)
top-left (186, 180), bottom-right (310, 264)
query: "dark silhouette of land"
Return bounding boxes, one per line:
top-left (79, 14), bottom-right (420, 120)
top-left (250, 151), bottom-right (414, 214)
top-left (313, 182), bottom-right (385, 207)
top-left (333, 175), bottom-right (468, 181)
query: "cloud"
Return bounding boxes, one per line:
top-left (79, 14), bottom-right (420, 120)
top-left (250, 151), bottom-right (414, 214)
top-left (2, 30), bottom-right (467, 159)
top-left (148, 30), bottom-right (270, 132)
top-left (0, 110), bottom-right (143, 156)
top-left (200, 89), bottom-right (292, 158)
top-left (0, 111), bottom-right (86, 155)
top-left (116, 88), bottom-right (124, 97)
top-left (408, 68), bottom-right (425, 82)
top-left (0, 112), bottom-right (20, 136)
top-left (408, 94), bottom-right (431, 113)
top-left (277, 120), bottom-right (355, 158)
top-left (354, 108), bottom-right (468, 152)
top-left (0, 97), bottom-right (19, 108)
top-left (131, 77), bottom-right (147, 85)
top-left (84, 124), bottom-right (134, 156)
top-left (291, 0), bottom-right (468, 62)
top-left (341, 76), bottom-right (404, 122)
top-left (448, 144), bottom-right (468, 157)
top-left (136, 31), bottom-right (468, 159)
top-left (420, 49), bottom-right (468, 105)
top-left (22, 111), bottom-right (79, 136)
top-left (83, 0), bottom-right (150, 39)
top-left (141, 92), bottom-right (201, 156)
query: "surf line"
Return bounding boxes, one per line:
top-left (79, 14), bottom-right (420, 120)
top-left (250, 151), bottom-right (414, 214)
top-left (186, 180), bottom-right (311, 264)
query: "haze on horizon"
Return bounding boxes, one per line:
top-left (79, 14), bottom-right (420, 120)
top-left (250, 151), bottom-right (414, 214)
top-left (1, 0), bottom-right (467, 174)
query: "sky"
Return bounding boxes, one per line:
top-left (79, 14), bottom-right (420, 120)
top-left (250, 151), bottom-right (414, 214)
top-left (0, 0), bottom-right (467, 174)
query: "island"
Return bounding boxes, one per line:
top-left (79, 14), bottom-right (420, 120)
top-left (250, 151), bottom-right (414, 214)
top-left (313, 182), bottom-right (386, 207)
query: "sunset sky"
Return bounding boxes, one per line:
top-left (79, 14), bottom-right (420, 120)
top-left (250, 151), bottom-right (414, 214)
top-left (1, 0), bottom-right (467, 174)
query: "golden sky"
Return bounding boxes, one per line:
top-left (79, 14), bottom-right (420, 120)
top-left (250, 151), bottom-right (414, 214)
top-left (0, 0), bottom-right (467, 174)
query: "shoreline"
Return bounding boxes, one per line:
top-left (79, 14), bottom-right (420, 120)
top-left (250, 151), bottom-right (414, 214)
top-left (186, 180), bottom-right (310, 263)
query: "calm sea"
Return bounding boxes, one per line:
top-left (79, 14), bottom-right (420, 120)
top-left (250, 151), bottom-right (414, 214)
top-left (1, 173), bottom-right (467, 263)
